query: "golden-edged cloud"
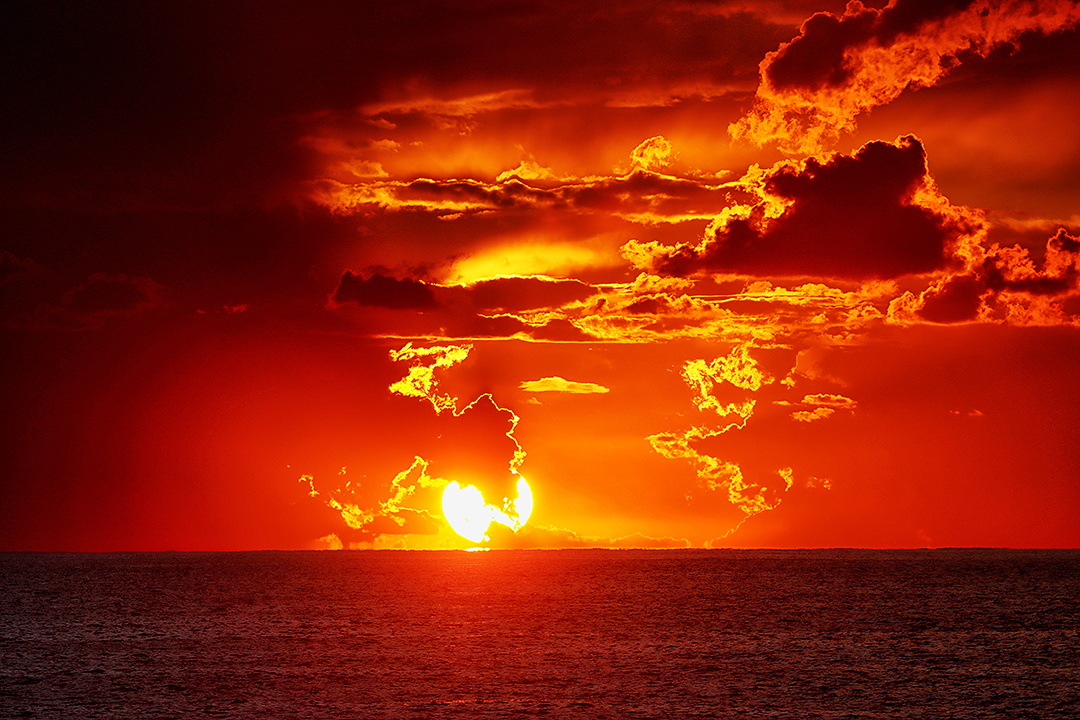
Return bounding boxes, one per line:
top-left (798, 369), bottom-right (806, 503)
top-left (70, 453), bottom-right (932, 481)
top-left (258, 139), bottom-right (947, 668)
top-left (888, 227), bottom-right (1080, 326)
top-left (782, 392), bottom-right (859, 421)
top-left (519, 376), bottom-right (611, 394)
top-left (303, 341), bottom-right (540, 547)
top-left (624, 135), bottom-right (982, 280)
top-left (648, 342), bottom-right (791, 528)
top-left (301, 458), bottom-right (443, 548)
top-left (731, 0), bottom-right (1080, 153)
top-left (310, 163), bottom-right (746, 227)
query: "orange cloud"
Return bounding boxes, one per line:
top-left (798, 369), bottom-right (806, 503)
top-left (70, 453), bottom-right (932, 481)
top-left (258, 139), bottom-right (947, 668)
top-left (803, 393), bottom-right (857, 409)
top-left (784, 392), bottom-right (858, 421)
top-left (302, 458), bottom-right (443, 546)
top-left (792, 406), bottom-right (834, 422)
top-left (360, 89), bottom-right (548, 118)
top-left (311, 165), bottom-right (745, 227)
top-left (646, 342), bottom-right (793, 529)
top-left (731, 0), bottom-right (1080, 153)
top-left (388, 342), bottom-right (472, 414)
top-left (889, 228), bottom-right (1080, 325)
top-left (630, 135), bottom-right (677, 171)
top-left (302, 341), bottom-right (538, 547)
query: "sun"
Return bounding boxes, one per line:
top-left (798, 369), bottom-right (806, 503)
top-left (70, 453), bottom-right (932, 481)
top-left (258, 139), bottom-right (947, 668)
top-left (442, 476), bottom-right (533, 543)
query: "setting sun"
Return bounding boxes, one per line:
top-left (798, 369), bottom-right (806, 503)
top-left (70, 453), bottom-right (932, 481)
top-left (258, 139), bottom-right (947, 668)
top-left (443, 476), bottom-right (534, 543)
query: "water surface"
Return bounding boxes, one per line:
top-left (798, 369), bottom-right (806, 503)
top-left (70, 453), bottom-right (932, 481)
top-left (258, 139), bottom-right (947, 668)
top-left (2, 549), bottom-right (1077, 718)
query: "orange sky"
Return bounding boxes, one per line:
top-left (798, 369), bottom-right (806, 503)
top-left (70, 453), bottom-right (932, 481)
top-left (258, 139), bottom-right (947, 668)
top-left (3, 0), bottom-right (1079, 550)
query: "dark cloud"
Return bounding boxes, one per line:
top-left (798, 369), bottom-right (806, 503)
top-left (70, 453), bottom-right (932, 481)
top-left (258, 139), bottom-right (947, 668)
top-left (428, 395), bottom-right (522, 504)
top-left (332, 271), bottom-right (437, 309)
top-left (11, 272), bottom-right (164, 330)
top-left (765, 4), bottom-right (879, 91)
top-left (61, 273), bottom-right (163, 316)
top-left (485, 523), bottom-right (691, 549)
top-left (332, 270), bottom-right (605, 340)
top-left (733, 0), bottom-right (1080, 152)
top-left (982, 228), bottom-right (1080, 296)
top-left (765, 0), bottom-right (978, 92)
top-left (335, 270), bottom-right (596, 313)
top-left (626, 296), bottom-right (666, 314)
top-left (530, 318), bottom-right (596, 342)
top-left (630, 135), bottom-right (973, 279)
top-left (0, 252), bottom-right (43, 287)
top-left (913, 228), bottom-right (1080, 324)
top-left (4, 0), bottom-right (792, 213)
top-left (916, 273), bottom-right (984, 323)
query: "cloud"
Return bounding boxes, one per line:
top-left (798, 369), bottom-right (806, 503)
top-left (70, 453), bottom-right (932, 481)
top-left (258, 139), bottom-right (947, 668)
top-left (785, 392), bottom-right (858, 421)
top-left (624, 135), bottom-right (980, 280)
top-left (429, 394), bottom-right (526, 503)
top-left (685, 343), bottom-right (771, 397)
top-left (651, 428), bottom-right (791, 521)
top-left (458, 275), bottom-right (598, 312)
top-left (646, 343), bottom-right (791, 528)
top-left (889, 227), bottom-right (1080, 325)
top-left (519, 376), bottom-right (610, 394)
top-left (913, 273), bottom-right (986, 324)
top-left (306, 344), bottom-right (531, 545)
top-left (332, 271), bottom-right (437, 309)
top-left (792, 406), bottom-right (834, 422)
top-left (343, 160), bottom-right (389, 178)
top-left (62, 272), bottom-right (163, 316)
top-left (0, 251), bottom-right (44, 287)
top-left (332, 270), bottom-right (608, 340)
top-left (496, 158), bottom-right (561, 183)
top-left (12, 272), bottom-right (164, 330)
top-left (335, 271), bottom-right (597, 314)
top-left (630, 135), bottom-right (676, 171)
top-left (360, 89), bottom-right (547, 118)
top-left (388, 342), bottom-right (473, 414)
top-left (731, 0), bottom-right (1080, 153)
top-left (388, 342), bottom-right (527, 504)
top-left (315, 534), bottom-right (344, 550)
top-left (308, 457), bottom-right (443, 545)
top-left (802, 393), bottom-right (857, 409)
top-left (312, 165), bottom-right (744, 225)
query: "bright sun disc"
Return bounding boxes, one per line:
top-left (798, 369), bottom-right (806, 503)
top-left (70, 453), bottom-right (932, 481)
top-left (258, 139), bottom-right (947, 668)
top-left (442, 476), bottom-right (533, 543)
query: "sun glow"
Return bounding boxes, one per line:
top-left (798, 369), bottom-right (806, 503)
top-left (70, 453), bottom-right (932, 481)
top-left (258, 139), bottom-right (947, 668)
top-left (442, 476), bottom-right (533, 543)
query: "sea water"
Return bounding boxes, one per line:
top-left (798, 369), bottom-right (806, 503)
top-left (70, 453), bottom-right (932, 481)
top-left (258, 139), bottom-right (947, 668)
top-left (2, 549), bottom-right (1078, 718)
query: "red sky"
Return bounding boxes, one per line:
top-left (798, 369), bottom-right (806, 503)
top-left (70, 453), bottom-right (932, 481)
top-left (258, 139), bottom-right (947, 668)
top-left (3, 0), bottom-right (1079, 550)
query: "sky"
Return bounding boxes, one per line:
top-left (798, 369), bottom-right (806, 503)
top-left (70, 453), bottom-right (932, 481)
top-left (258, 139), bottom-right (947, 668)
top-left (3, 0), bottom-right (1079, 551)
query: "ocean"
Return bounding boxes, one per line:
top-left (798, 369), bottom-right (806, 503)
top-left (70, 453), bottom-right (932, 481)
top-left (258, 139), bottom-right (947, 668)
top-left (2, 549), bottom-right (1077, 718)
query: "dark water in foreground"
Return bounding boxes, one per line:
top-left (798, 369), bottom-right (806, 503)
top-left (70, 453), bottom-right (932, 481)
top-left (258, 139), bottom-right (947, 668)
top-left (2, 550), bottom-right (1078, 719)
